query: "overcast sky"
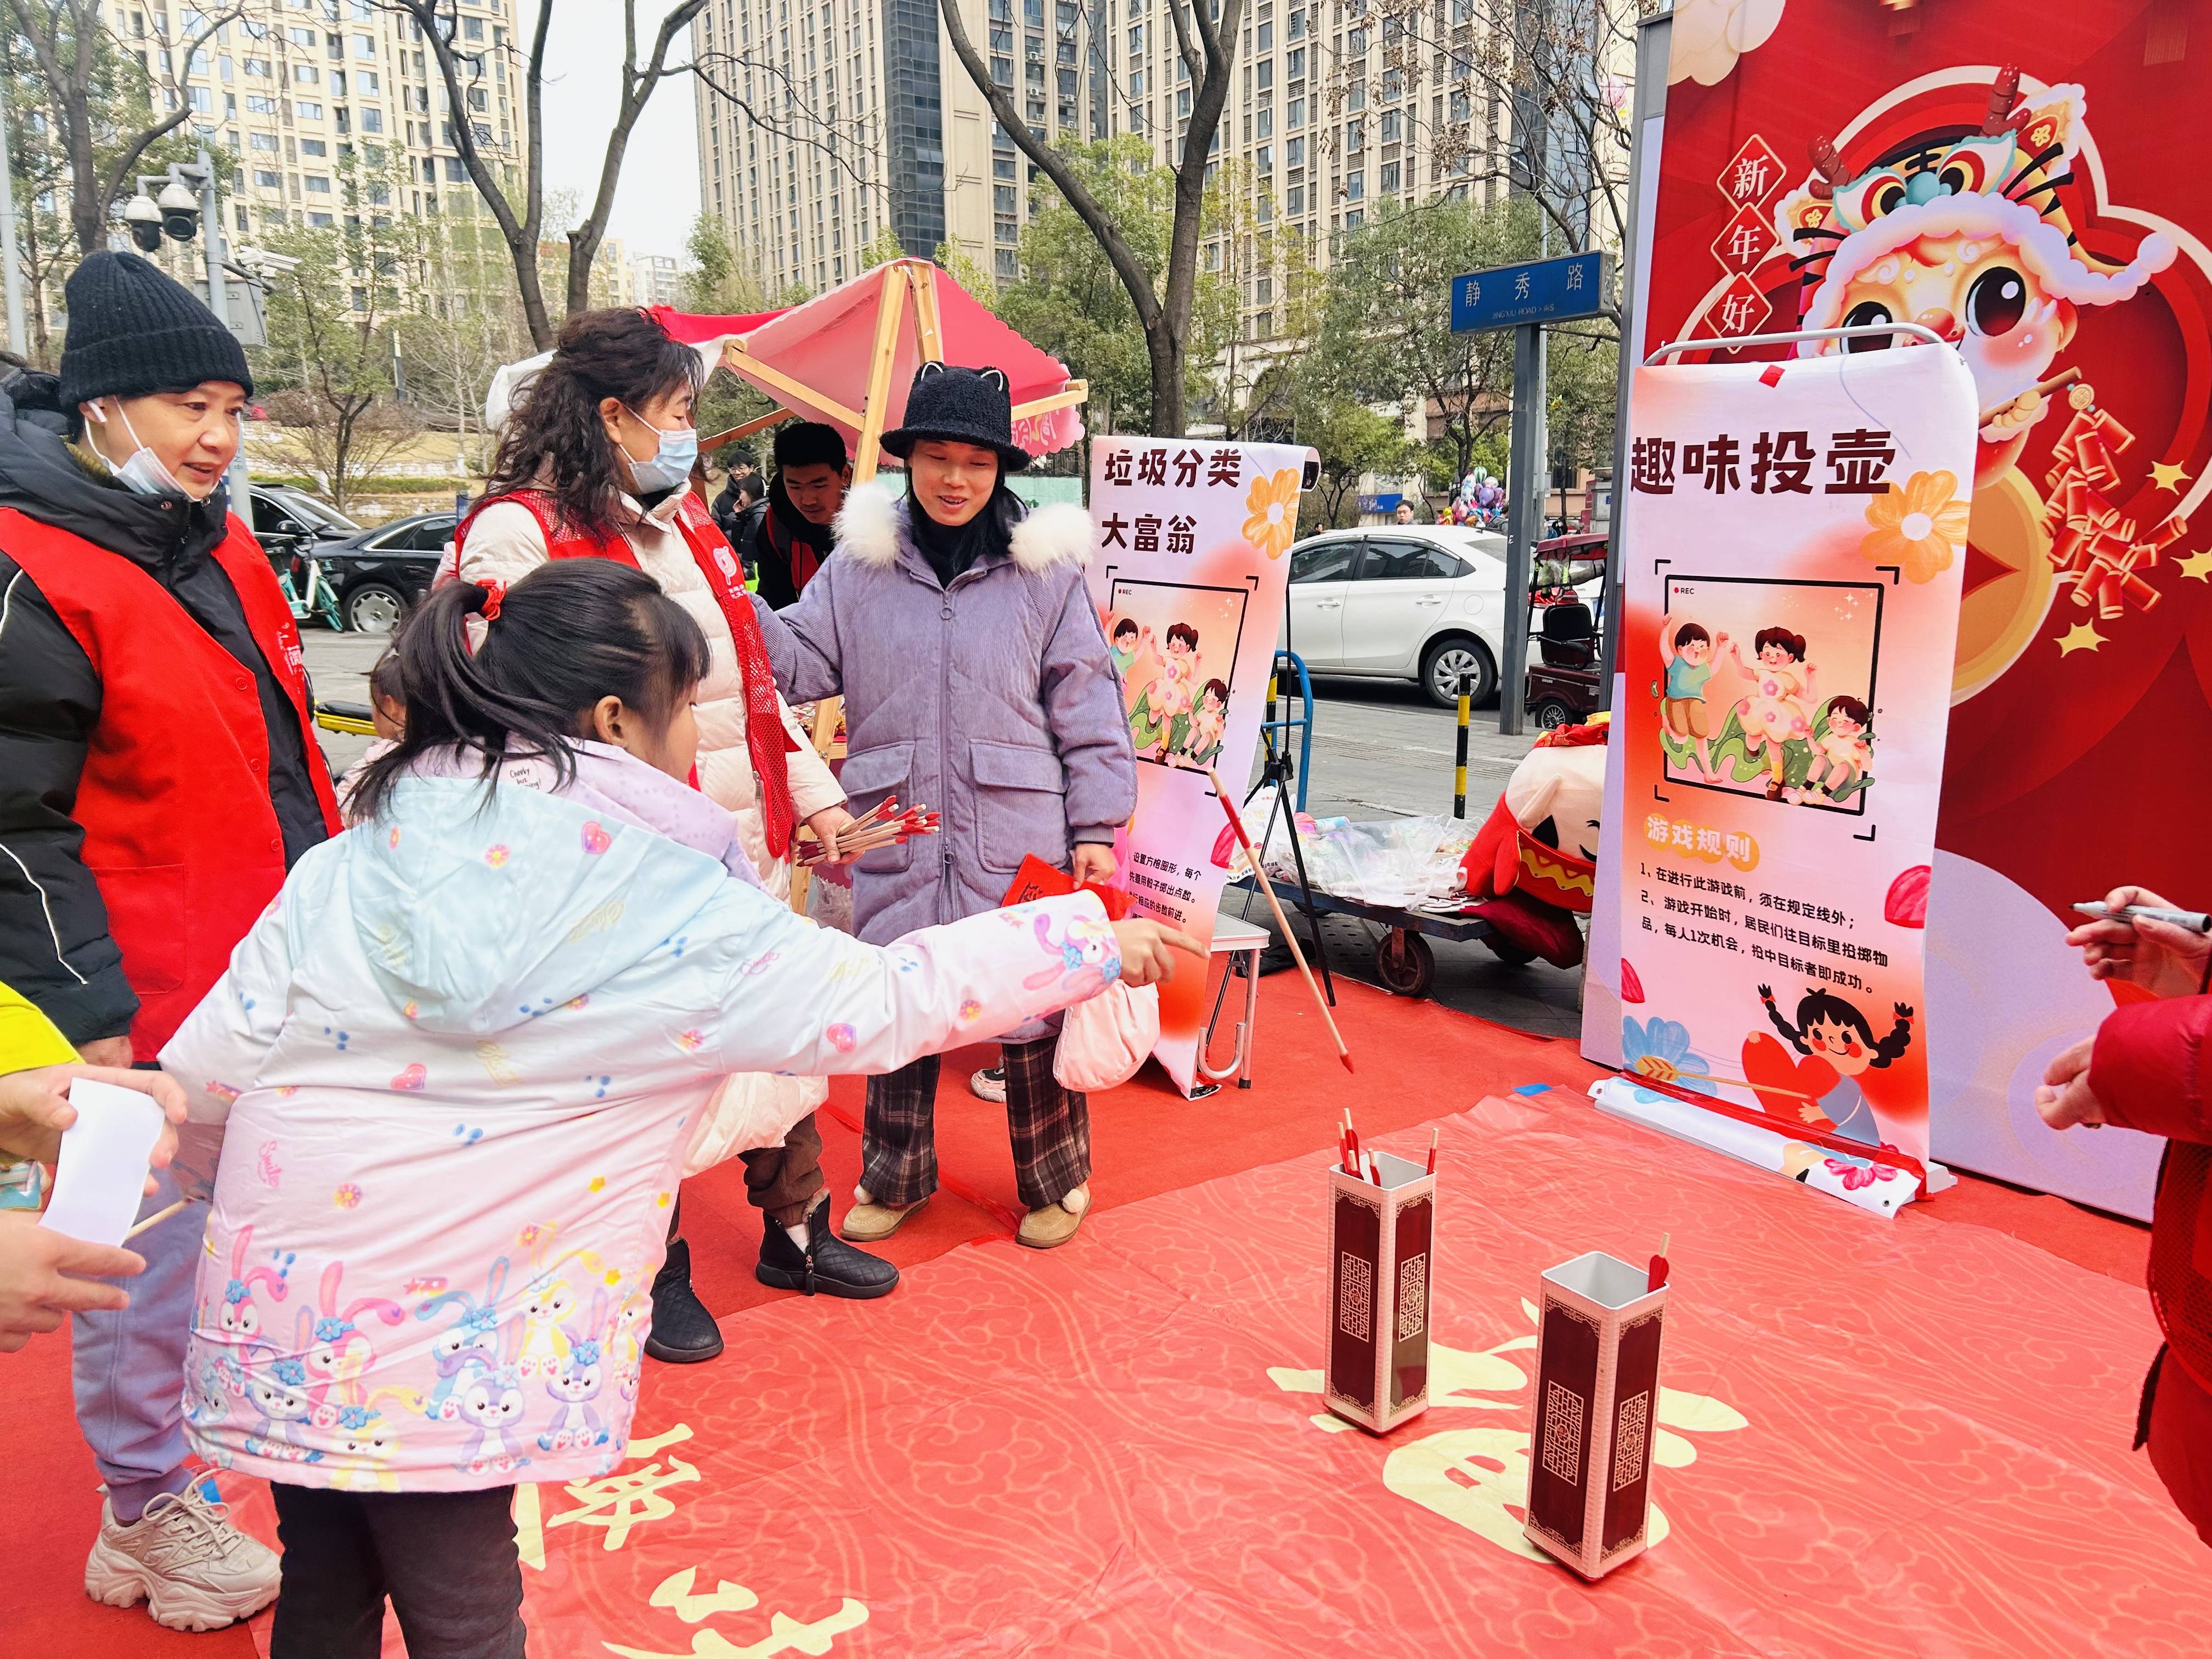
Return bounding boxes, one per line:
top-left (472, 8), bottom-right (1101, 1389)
top-left (535, 6), bottom-right (703, 264)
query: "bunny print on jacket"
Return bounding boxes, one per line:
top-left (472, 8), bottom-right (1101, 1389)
top-left (162, 741), bottom-right (1124, 1491)
top-left (539, 1296), bottom-right (614, 1455)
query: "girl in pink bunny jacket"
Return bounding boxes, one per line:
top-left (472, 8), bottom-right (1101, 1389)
top-left (159, 560), bottom-right (1195, 1655)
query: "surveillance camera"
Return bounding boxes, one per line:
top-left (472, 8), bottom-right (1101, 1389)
top-left (122, 191), bottom-right (165, 253)
top-left (156, 179), bottom-right (200, 242)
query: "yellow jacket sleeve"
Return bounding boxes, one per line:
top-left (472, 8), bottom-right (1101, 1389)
top-left (0, 981), bottom-right (80, 1073)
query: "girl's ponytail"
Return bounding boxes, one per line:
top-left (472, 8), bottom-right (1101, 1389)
top-left (348, 560), bottom-right (709, 822)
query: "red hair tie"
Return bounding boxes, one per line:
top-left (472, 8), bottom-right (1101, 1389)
top-left (478, 578), bottom-right (505, 622)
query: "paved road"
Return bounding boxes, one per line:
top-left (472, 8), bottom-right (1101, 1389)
top-left (304, 630), bottom-right (386, 778)
top-left (302, 638), bottom-right (1587, 1043)
top-left (1234, 673), bottom-right (1584, 1042)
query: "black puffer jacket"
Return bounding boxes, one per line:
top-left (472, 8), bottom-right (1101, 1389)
top-left (0, 371), bottom-right (327, 1044)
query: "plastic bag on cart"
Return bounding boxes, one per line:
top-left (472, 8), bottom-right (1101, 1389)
top-left (1251, 812), bottom-right (1354, 892)
top-left (1257, 814), bottom-right (1478, 909)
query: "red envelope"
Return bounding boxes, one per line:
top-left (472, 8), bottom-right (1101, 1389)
top-left (1000, 854), bottom-right (1131, 920)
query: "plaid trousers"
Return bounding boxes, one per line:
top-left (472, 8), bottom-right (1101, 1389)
top-left (862, 1036), bottom-right (1090, 1210)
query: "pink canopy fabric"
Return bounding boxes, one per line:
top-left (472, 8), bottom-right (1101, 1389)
top-left (646, 262), bottom-right (1084, 462)
top-left (650, 305), bottom-right (788, 343)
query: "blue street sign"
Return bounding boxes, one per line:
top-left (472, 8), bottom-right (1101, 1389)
top-left (1450, 250), bottom-right (1613, 333)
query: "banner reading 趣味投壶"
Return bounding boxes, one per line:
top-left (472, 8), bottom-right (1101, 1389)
top-left (1606, 345), bottom-right (1976, 1166)
top-left (1085, 437), bottom-right (1311, 1097)
top-left (1599, 4), bottom-right (2212, 1214)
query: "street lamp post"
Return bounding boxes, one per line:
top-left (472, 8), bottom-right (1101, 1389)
top-left (0, 74), bottom-right (27, 357)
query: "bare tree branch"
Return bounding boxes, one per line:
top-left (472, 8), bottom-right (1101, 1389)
top-left (383, 0), bottom-right (555, 346)
top-left (936, 0), bottom-right (1164, 338)
top-left (95, 4), bottom-right (244, 223)
top-left (689, 50), bottom-right (879, 193)
top-left (1162, 0), bottom-right (1204, 87)
top-left (1178, 0), bottom-right (1222, 72)
top-left (941, 0), bottom-right (1243, 432)
top-left (8, 0), bottom-right (244, 255)
top-left (564, 0), bottom-right (706, 316)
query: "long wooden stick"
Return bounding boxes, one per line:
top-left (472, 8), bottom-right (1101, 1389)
top-left (1203, 766), bottom-right (1353, 1074)
top-left (1649, 1066), bottom-right (1822, 1102)
top-left (123, 1198), bottom-right (190, 1240)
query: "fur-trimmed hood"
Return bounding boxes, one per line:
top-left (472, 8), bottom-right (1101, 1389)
top-left (833, 477), bottom-right (1092, 575)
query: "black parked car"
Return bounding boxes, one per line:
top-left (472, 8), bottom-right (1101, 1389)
top-left (247, 487), bottom-right (455, 633)
top-left (313, 512), bottom-right (459, 634)
top-left (249, 483), bottom-right (360, 557)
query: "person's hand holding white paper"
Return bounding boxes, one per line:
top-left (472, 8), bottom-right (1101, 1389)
top-left (38, 1077), bottom-right (170, 1248)
top-left (0, 1063), bottom-right (184, 1190)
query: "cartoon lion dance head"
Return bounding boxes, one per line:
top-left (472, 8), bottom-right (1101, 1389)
top-left (1775, 65), bottom-right (2174, 481)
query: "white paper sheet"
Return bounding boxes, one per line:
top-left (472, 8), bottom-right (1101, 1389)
top-left (38, 1077), bottom-right (165, 1247)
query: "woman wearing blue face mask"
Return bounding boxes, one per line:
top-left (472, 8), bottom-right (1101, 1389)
top-left (454, 306), bottom-right (888, 1360)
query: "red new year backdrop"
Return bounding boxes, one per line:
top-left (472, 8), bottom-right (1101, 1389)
top-left (1636, 0), bottom-right (2212, 1211)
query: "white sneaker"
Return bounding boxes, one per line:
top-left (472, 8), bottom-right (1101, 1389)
top-left (969, 1065), bottom-right (1008, 1103)
top-left (84, 1482), bottom-right (281, 1631)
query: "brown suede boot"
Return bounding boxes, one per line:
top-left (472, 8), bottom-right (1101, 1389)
top-left (1017, 1183), bottom-right (1091, 1250)
top-left (839, 1184), bottom-right (929, 1243)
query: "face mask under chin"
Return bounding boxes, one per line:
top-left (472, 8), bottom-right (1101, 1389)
top-left (90, 400), bottom-right (213, 501)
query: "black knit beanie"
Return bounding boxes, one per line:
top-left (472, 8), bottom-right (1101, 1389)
top-left (58, 250), bottom-right (253, 407)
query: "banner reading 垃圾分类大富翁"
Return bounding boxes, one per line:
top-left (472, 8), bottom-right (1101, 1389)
top-left (1604, 346), bottom-right (1976, 1167)
top-left (1086, 437), bottom-right (1310, 1098)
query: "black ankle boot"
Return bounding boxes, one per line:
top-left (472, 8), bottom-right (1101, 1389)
top-left (755, 1194), bottom-right (901, 1300)
top-left (644, 1236), bottom-right (725, 1363)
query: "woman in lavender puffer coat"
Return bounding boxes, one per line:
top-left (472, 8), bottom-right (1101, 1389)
top-left (750, 363), bottom-right (1137, 1250)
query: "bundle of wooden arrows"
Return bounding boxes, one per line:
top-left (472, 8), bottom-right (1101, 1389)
top-left (795, 794), bottom-right (943, 866)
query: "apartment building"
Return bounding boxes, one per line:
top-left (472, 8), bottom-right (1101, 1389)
top-left (690, 0), bottom-right (1616, 336)
top-left (630, 252), bottom-right (682, 306)
top-left (106, 0), bottom-right (526, 317)
top-left (690, 0), bottom-right (1121, 298)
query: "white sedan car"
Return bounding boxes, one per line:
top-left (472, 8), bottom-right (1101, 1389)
top-left (1281, 525), bottom-right (1598, 708)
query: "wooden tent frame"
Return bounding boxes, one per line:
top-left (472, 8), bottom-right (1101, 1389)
top-left (690, 258), bottom-right (1087, 911)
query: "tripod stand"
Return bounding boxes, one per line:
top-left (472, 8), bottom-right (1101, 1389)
top-left (1232, 712), bottom-right (1336, 1006)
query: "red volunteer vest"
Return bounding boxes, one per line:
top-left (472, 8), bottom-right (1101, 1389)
top-left (4, 506), bottom-right (341, 1058)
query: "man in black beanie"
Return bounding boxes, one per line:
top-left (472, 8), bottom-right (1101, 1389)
top-left (0, 250), bottom-right (338, 1630)
top-left (732, 419), bottom-right (850, 608)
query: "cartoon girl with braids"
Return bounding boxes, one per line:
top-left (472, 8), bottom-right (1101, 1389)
top-left (1757, 985), bottom-right (1914, 1146)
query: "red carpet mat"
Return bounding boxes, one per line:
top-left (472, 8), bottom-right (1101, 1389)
top-left (672, 966), bottom-right (1601, 1322)
top-left (4, 969), bottom-right (2175, 1655)
top-left (237, 1089), bottom-right (2205, 1656)
top-left (1, 972), bottom-right (1600, 1658)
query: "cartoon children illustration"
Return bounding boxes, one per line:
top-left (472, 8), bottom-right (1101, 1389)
top-left (1130, 622), bottom-right (1200, 757)
top-left (1789, 696), bottom-right (1874, 805)
top-left (1734, 627), bottom-right (1817, 800)
top-left (1107, 615), bottom-right (1149, 683)
top-left (1756, 985), bottom-right (1913, 1146)
top-left (1657, 618), bottom-right (1726, 781)
top-left (1170, 678), bottom-right (1229, 770)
